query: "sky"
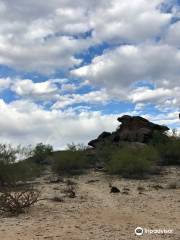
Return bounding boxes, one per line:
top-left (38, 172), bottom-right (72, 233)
top-left (0, 0), bottom-right (180, 149)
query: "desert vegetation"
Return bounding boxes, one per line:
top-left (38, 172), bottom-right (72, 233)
top-left (0, 116), bottom-right (179, 221)
top-left (52, 149), bottom-right (89, 175)
top-left (0, 188), bottom-right (40, 216)
top-left (0, 143), bottom-right (53, 216)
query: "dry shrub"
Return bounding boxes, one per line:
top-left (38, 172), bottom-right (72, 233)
top-left (51, 196), bottom-right (64, 202)
top-left (62, 185), bottom-right (76, 198)
top-left (0, 188), bottom-right (40, 215)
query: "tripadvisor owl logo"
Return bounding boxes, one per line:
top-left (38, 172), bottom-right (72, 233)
top-left (135, 227), bottom-right (144, 236)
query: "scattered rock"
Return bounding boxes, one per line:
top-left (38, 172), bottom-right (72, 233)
top-left (86, 179), bottom-right (100, 184)
top-left (109, 184), bottom-right (120, 193)
top-left (51, 196), bottom-right (64, 202)
top-left (137, 186), bottom-right (145, 191)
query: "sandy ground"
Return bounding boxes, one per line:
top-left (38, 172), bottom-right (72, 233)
top-left (0, 166), bottom-right (180, 240)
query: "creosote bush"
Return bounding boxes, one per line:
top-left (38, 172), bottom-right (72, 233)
top-left (0, 160), bottom-right (42, 186)
top-left (156, 140), bottom-right (180, 165)
top-left (105, 145), bottom-right (159, 178)
top-left (149, 128), bottom-right (180, 165)
top-left (52, 150), bottom-right (88, 175)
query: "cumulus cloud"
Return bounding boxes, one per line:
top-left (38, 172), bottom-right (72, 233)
top-left (52, 89), bottom-right (110, 109)
top-left (0, 77), bottom-right (12, 91)
top-left (0, 99), bottom-right (119, 148)
top-left (0, 0), bottom-right (172, 73)
top-left (11, 78), bottom-right (60, 101)
top-left (164, 21), bottom-right (180, 47)
top-left (90, 0), bottom-right (171, 43)
top-left (72, 43), bottom-right (180, 111)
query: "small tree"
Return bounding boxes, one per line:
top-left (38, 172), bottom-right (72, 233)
top-left (0, 144), bottom-right (17, 164)
top-left (32, 143), bottom-right (53, 164)
top-left (0, 144), bottom-right (17, 186)
top-left (0, 144), bottom-right (42, 186)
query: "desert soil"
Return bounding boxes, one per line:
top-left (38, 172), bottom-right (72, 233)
top-left (0, 166), bottom-right (180, 240)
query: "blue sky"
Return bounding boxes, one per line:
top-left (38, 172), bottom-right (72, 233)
top-left (0, 0), bottom-right (179, 148)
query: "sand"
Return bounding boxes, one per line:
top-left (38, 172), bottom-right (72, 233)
top-left (0, 166), bottom-right (179, 240)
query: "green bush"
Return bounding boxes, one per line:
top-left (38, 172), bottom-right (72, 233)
top-left (149, 130), bottom-right (170, 146)
top-left (0, 144), bottom-right (17, 164)
top-left (52, 150), bottom-right (88, 175)
top-left (32, 143), bottom-right (53, 164)
top-left (0, 144), bottom-right (42, 186)
top-left (106, 145), bottom-right (159, 178)
top-left (157, 139), bottom-right (180, 165)
top-left (0, 160), bottom-right (42, 186)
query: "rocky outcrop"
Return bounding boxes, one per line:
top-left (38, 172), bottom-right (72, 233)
top-left (88, 115), bottom-right (169, 148)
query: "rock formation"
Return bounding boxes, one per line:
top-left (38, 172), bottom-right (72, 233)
top-left (88, 115), bottom-right (169, 148)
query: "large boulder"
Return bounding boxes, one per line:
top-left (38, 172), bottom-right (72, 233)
top-left (88, 115), bottom-right (169, 148)
top-left (88, 131), bottom-right (111, 148)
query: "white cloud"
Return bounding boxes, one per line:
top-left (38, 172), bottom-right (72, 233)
top-left (129, 87), bottom-right (172, 103)
top-left (52, 89), bottom-right (110, 109)
top-left (0, 77), bottom-right (12, 91)
top-left (91, 0), bottom-right (171, 43)
top-left (0, 0), bottom-right (172, 73)
top-left (72, 43), bottom-right (180, 108)
top-left (0, 99), bottom-right (119, 149)
top-left (164, 21), bottom-right (180, 47)
top-left (11, 78), bottom-right (60, 101)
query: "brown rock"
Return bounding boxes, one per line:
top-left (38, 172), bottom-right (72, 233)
top-left (88, 115), bottom-right (169, 148)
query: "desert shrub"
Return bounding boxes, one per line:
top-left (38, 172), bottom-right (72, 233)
top-left (95, 144), bottom-right (117, 163)
top-left (32, 143), bottom-right (53, 164)
top-left (156, 139), bottom-right (180, 165)
top-left (62, 184), bottom-right (76, 198)
top-left (0, 188), bottom-right (40, 215)
top-left (0, 143), bottom-right (42, 186)
top-left (0, 144), bottom-right (18, 164)
top-left (149, 130), bottom-right (170, 146)
top-left (0, 160), bottom-right (42, 186)
top-left (106, 145), bottom-right (159, 178)
top-left (52, 150), bottom-right (88, 175)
